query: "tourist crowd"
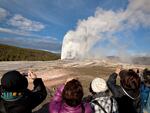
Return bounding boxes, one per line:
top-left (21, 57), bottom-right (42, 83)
top-left (0, 66), bottom-right (149, 113)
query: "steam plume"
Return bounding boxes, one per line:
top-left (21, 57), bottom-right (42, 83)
top-left (61, 0), bottom-right (150, 60)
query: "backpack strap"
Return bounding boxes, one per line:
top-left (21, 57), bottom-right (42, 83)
top-left (110, 97), bottom-right (113, 113)
top-left (93, 100), bottom-right (107, 113)
top-left (81, 103), bottom-right (85, 113)
top-left (0, 100), bottom-right (7, 113)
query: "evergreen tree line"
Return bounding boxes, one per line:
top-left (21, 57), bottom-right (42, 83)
top-left (0, 44), bottom-right (60, 61)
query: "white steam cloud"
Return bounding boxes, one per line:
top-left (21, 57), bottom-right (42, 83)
top-left (9, 14), bottom-right (45, 32)
top-left (0, 8), bottom-right (9, 21)
top-left (61, 0), bottom-right (150, 60)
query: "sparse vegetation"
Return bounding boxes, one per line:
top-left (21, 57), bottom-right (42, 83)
top-left (0, 44), bottom-right (60, 61)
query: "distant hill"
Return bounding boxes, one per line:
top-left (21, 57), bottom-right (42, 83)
top-left (0, 44), bottom-right (60, 61)
top-left (106, 56), bottom-right (150, 65)
top-left (132, 56), bottom-right (150, 65)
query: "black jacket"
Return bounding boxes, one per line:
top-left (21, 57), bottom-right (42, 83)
top-left (107, 73), bottom-right (141, 113)
top-left (0, 78), bottom-right (47, 113)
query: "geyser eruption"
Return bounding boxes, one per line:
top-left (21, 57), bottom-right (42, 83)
top-left (61, 10), bottom-right (124, 60)
top-left (61, 0), bottom-right (150, 60)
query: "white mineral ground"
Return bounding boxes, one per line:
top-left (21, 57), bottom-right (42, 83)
top-left (0, 60), bottom-right (149, 89)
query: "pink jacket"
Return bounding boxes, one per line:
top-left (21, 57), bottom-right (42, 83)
top-left (49, 84), bottom-right (92, 113)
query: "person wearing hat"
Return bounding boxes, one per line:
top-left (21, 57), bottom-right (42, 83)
top-left (90, 77), bottom-right (118, 113)
top-left (0, 70), bottom-right (47, 113)
top-left (107, 67), bottom-right (141, 113)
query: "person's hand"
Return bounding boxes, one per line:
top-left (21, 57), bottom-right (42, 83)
top-left (115, 65), bottom-right (123, 75)
top-left (139, 69), bottom-right (143, 74)
top-left (28, 70), bottom-right (37, 80)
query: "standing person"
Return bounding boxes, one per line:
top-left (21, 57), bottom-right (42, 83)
top-left (90, 77), bottom-right (118, 113)
top-left (0, 70), bottom-right (47, 113)
top-left (107, 67), bottom-right (141, 113)
top-left (49, 79), bottom-right (92, 113)
top-left (140, 69), bottom-right (150, 113)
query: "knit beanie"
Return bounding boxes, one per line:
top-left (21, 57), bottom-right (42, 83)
top-left (91, 77), bottom-right (108, 93)
top-left (1, 70), bottom-right (28, 92)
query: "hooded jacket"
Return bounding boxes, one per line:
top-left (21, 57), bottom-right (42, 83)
top-left (0, 78), bottom-right (47, 113)
top-left (107, 73), bottom-right (141, 113)
top-left (49, 84), bottom-right (92, 113)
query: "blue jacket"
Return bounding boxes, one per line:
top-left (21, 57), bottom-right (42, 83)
top-left (140, 83), bottom-right (150, 113)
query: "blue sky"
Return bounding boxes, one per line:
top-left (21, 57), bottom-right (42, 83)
top-left (0, 0), bottom-right (149, 56)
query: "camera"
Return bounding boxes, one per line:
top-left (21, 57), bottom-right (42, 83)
top-left (22, 73), bottom-right (28, 77)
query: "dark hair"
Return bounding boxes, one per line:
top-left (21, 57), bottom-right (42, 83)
top-left (120, 69), bottom-right (141, 90)
top-left (143, 68), bottom-right (150, 87)
top-left (62, 79), bottom-right (83, 107)
top-left (119, 70), bottom-right (128, 79)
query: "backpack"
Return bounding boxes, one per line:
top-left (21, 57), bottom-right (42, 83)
top-left (92, 97), bottom-right (114, 113)
top-left (81, 103), bottom-right (85, 113)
